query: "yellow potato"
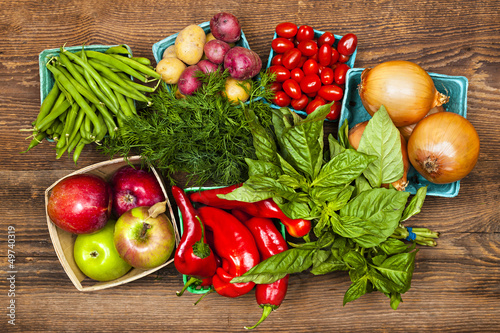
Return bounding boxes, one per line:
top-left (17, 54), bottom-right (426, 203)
top-left (175, 24), bottom-right (206, 65)
top-left (222, 78), bottom-right (251, 104)
top-left (162, 45), bottom-right (177, 59)
top-left (156, 57), bottom-right (186, 84)
top-left (206, 32), bottom-right (217, 43)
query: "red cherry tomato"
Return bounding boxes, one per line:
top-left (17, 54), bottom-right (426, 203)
top-left (318, 32), bottom-right (335, 47)
top-left (308, 52), bottom-right (319, 62)
top-left (337, 33), bottom-right (357, 56)
top-left (339, 53), bottom-right (350, 63)
top-left (269, 65), bottom-right (291, 82)
top-left (296, 25), bottom-right (314, 42)
top-left (305, 98), bottom-right (326, 114)
top-left (314, 95), bottom-right (327, 104)
top-left (320, 67), bottom-right (334, 85)
top-left (306, 91), bottom-right (317, 98)
top-left (334, 63), bottom-right (350, 85)
top-left (300, 74), bottom-right (322, 94)
top-left (291, 68), bottom-right (304, 83)
top-left (282, 79), bottom-right (302, 100)
top-left (298, 40), bottom-right (318, 57)
top-left (271, 54), bottom-right (283, 66)
top-left (318, 44), bottom-right (332, 66)
top-left (276, 22), bottom-right (298, 38)
top-left (329, 48), bottom-right (340, 66)
top-left (318, 65), bottom-right (326, 74)
top-left (291, 94), bottom-right (309, 111)
top-left (318, 84), bottom-right (344, 101)
top-left (281, 48), bottom-right (302, 70)
top-left (272, 37), bottom-right (295, 54)
top-left (269, 81), bottom-right (282, 93)
top-left (326, 101), bottom-right (342, 121)
top-left (302, 59), bottom-right (319, 76)
top-left (297, 56), bottom-right (307, 68)
top-left (273, 91), bottom-right (291, 107)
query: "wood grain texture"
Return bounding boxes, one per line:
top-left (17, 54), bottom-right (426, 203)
top-left (0, 0), bottom-right (499, 331)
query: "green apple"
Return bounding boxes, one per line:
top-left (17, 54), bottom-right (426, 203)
top-left (74, 220), bottom-right (132, 281)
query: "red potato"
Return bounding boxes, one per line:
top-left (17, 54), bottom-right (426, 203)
top-left (178, 65), bottom-right (203, 96)
top-left (197, 59), bottom-right (219, 73)
top-left (224, 46), bottom-right (262, 80)
top-left (204, 39), bottom-right (231, 64)
top-left (210, 12), bottom-right (241, 43)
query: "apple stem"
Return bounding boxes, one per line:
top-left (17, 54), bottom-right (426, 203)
top-left (140, 222), bottom-right (151, 239)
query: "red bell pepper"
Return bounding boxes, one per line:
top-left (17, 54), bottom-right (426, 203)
top-left (189, 185), bottom-right (312, 238)
top-left (172, 186), bottom-right (218, 296)
top-left (197, 206), bottom-right (261, 298)
top-left (242, 217), bottom-right (289, 329)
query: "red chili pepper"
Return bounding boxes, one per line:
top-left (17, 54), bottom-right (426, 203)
top-left (189, 185), bottom-right (312, 238)
top-left (230, 209), bottom-right (253, 223)
top-left (197, 206), bottom-right (261, 298)
top-left (172, 186), bottom-right (218, 296)
top-left (242, 217), bottom-right (289, 330)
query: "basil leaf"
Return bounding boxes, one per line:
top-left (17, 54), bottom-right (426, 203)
top-left (220, 183), bottom-right (273, 202)
top-left (311, 149), bottom-right (376, 187)
top-left (311, 255), bottom-right (348, 275)
top-left (328, 185), bottom-right (355, 211)
top-left (343, 250), bottom-right (368, 282)
top-left (354, 174), bottom-right (372, 196)
top-left (277, 154), bottom-right (308, 188)
top-left (379, 238), bottom-right (410, 255)
top-left (274, 198), bottom-right (312, 220)
top-left (401, 186), bottom-right (427, 222)
top-left (231, 248), bottom-right (315, 284)
top-left (343, 275), bottom-right (369, 306)
top-left (244, 105), bottom-right (279, 166)
top-left (246, 158), bottom-right (282, 179)
top-left (390, 292), bottom-right (403, 310)
top-left (246, 176), bottom-right (306, 202)
top-left (374, 251), bottom-right (417, 293)
top-left (338, 119), bottom-right (350, 150)
top-left (371, 254), bottom-right (387, 266)
top-left (357, 105), bottom-right (404, 188)
top-left (368, 268), bottom-right (400, 294)
top-left (328, 133), bottom-right (345, 160)
top-left (312, 249), bottom-right (331, 270)
top-left (310, 186), bottom-right (344, 204)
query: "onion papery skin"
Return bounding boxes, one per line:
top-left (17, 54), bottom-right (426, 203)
top-left (398, 105), bottom-right (445, 142)
top-left (408, 112), bottom-right (480, 184)
top-left (348, 121), bottom-right (410, 191)
top-left (358, 60), bottom-right (449, 127)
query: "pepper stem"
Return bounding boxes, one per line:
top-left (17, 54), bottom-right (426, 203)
top-left (391, 226), bottom-right (440, 247)
top-left (194, 287), bottom-right (214, 306)
top-left (176, 276), bottom-right (202, 297)
top-left (192, 216), bottom-right (212, 259)
top-left (244, 305), bottom-right (274, 330)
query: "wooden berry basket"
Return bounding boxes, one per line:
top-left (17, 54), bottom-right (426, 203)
top-left (44, 156), bottom-right (180, 291)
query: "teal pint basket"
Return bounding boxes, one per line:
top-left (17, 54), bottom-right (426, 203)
top-left (178, 186), bottom-right (287, 294)
top-left (338, 67), bottom-right (469, 198)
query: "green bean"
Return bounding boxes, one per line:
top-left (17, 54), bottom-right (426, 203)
top-left (94, 113), bottom-right (107, 142)
top-left (104, 45), bottom-right (131, 55)
top-left (115, 91), bottom-right (133, 118)
top-left (61, 48), bottom-right (119, 111)
top-left (126, 96), bottom-right (137, 116)
top-left (116, 72), bottom-right (157, 93)
top-left (67, 132), bottom-right (81, 154)
top-left (109, 54), bottom-right (161, 80)
top-left (84, 50), bottom-right (147, 82)
top-left (22, 132), bottom-right (47, 153)
top-left (72, 138), bottom-right (86, 165)
top-left (66, 106), bottom-right (84, 150)
top-left (103, 76), bottom-right (151, 105)
top-left (88, 59), bottom-right (146, 98)
top-left (37, 99), bottom-right (71, 132)
top-left (80, 114), bottom-right (91, 141)
top-left (130, 57), bottom-right (151, 66)
top-left (59, 52), bottom-right (90, 91)
top-left (58, 109), bottom-right (67, 123)
top-left (35, 84), bottom-right (60, 127)
top-left (56, 102), bottom-right (79, 149)
top-left (52, 121), bottom-right (65, 142)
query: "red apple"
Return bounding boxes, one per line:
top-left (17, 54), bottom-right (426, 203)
top-left (114, 205), bottom-right (175, 269)
top-left (111, 166), bottom-right (165, 218)
top-left (47, 174), bottom-right (112, 234)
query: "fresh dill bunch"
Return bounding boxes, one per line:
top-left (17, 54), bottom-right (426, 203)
top-left (100, 69), bottom-right (275, 186)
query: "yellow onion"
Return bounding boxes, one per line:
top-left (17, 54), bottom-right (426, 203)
top-left (348, 121), bottom-right (410, 191)
top-left (358, 60), bottom-right (449, 127)
top-left (398, 105), bottom-right (445, 141)
top-left (408, 112), bottom-right (480, 184)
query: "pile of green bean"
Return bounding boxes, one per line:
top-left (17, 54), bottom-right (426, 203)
top-left (24, 45), bottom-right (161, 164)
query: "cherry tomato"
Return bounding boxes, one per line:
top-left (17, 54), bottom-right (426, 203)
top-left (291, 94), bottom-right (309, 111)
top-left (318, 84), bottom-right (344, 101)
top-left (272, 37), bottom-right (295, 54)
top-left (305, 98), bottom-right (326, 114)
top-left (320, 67), bottom-right (334, 85)
top-left (282, 79), bottom-right (302, 100)
top-left (281, 48), bottom-right (302, 70)
top-left (306, 91), bottom-right (317, 98)
top-left (337, 33), bottom-right (357, 56)
top-left (314, 95), bottom-right (327, 104)
top-left (318, 32), bottom-right (335, 47)
top-left (302, 59), bottom-right (319, 76)
top-left (297, 56), bottom-right (307, 68)
top-left (291, 68), bottom-right (304, 83)
top-left (296, 25), bottom-right (314, 42)
top-left (300, 74), bottom-right (322, 94)
top-left (298, 40), bottom-right (318, 57)
top-left (273, 91), bottom-right (291, 107)
top-left (318, 65), bottom-right (326, 74)
top-left (308, 52), bottom-right (319, 62)
top-left (339, 53), bottom-right (350, 63)
top-left (269, 81), bottom-right (282, 93)
top-left (269, 65), bottom-right (291, 82)
top-left (326, 101), bottom-right (342, 121)
top-left (276, 22), bottom-right (298, 38)
top-left (318, 44), bottom-right (332, 66)
top-left (271, 54), bottom-right (283, 66)
top-left (334, 63), bottom-right (350, 85)
top-left (329, 48), bottom-right (340, 66)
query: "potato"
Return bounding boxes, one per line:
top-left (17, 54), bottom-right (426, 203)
top-left (175, 24), bottom-right (206, 65)
top-left (210, 12), bottom-right (241, 43)
top-left (204, 39), bottom-right (231, 64)
top-left (197, 59), bottom-right (219, 74)
top-left (162, 45), bottom-right (177, 59)
top-left (206, 32), bottom-right (217, 43)
top-left (178, 65), bottom-right (203, 96)
top-left (222, 77), bottom-right (251, 104)
top-left (223, 46), bottom-right (262, 80)
top-left (156, 57), bottom-right (186, 84)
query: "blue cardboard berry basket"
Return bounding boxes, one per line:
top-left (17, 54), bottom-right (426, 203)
top-left (265, 28), bottom-right (358, 121)
top-left (178, 186), bottom-right (286, 295)
top-left (338, 67), bottom-right (469, 197)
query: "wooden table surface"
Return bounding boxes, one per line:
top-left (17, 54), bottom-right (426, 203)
top-left (1, 0), bottom-right (499, 331)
